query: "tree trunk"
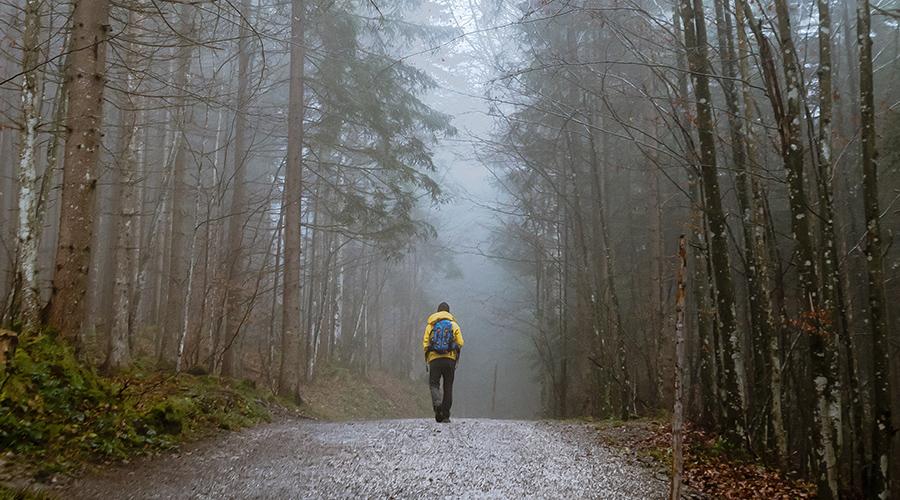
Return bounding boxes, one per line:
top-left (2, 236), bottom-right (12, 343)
top-left (770, 1), bottom-right (838, 493)
top-left (265, 209), bottom-right (283, 388)
top-left (816, 0), bottom-right (864, 489)
top-left (160, 3), bottom-right (195, 366)
top-left (858, 0), bottom-right (891, 496)
top-left (673, 8), bottom-right (713, 427)
top-left (221, 0), bottom-right (254, 377)
top-left (304, 181), bottom-right (320, 380)
top-left (680, 0), bottom-right (746, 445)
top-left (48, 0), bottom-right (111, 343)
top-left (596, 169), bottom-right (629, 420)
top-left (332, 238), bottom-right (344, 363)
top-left (175, 162), bottom-right (203, 373)
top-left (12, 0), bottom-right (45, 334)
top-left (670, 235), bottom-right (687, 500)
top-left (650, 167), bottom-right (665, 408)
top-left (279, 0), bottom-right (305, 396)
top-left (713, 0), bottom-right (763, 440)
top-left (105, 21), bottom-right (141, 371)
top-left (734, 0), bottom-right (787, 466)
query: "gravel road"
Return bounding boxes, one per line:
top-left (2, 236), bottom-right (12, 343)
top-left (65, 419), bottom-right (666, 499)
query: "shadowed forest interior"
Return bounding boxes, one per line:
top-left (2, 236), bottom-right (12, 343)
top-left (0, 0), bottom-right (898, 497)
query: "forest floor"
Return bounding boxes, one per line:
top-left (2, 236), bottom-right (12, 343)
top-left (297, 366), bottom-right (431, 421)
top-left (2, 336), bottom-right (807, 499)
top-left (592, 418), bottom-right (816, 498)
top-left (0, 333), bottom-right (430, 499)
top-left (61, 419), bottom-right (665, 499)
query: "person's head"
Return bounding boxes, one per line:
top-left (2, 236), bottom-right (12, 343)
top-left (437, 302), bottom-right (450, 313)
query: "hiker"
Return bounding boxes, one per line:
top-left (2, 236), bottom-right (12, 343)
top-left (423, 302), bottom-right (464, 423)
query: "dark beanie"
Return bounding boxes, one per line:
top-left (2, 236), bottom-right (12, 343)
top-left (437, 302), bottom-right (450, 312)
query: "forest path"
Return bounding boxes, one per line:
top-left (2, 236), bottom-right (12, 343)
top-left (66, 419), bottom-right (666, 499)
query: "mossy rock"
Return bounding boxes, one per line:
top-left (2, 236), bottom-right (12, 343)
top-left (140, 398), bottom-right (196, 436)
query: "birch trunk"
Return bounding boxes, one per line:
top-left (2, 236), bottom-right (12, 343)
top-left (815, 0), bottom-right (862, 488)
top-left (304, 182), bottom-right (320, 380)
top-left (332, 242), bottom-right (344, 359)
top-left (105, 28), bottom-right (141, 371)
top-left (160, 3), bottom-right (194, 365)
top-left (175, 163), bottom-right (203, 373)
top-left (13, 0), bottom-right (45, 334)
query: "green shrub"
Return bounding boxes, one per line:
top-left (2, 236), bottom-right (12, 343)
top-left (0, 333), bottom-right (138, 463)
top-left (0, 332), bottom-right (274, 476)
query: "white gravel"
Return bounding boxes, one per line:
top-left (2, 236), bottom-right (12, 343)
top-left (66, 419), bottom-right (667, 499)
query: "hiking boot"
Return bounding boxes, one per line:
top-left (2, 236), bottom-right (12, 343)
top-left (434, 406), bottom-right (443, 422)
top-left (441, 412), bottom-right (451, 423)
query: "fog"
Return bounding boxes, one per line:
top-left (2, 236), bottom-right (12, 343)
top-left (417, 76), bottom-right (542, 419)
top-left (0, 0), bottom-right (898, 494)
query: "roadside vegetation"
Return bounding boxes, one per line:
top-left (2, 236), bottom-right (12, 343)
top-left (592, 418), bottom-right (815, 498)
top-left (301, 366), bottom-right (431, 421)
top-left (0, 332), bottom-right (280, 483)
top-left (0, 331), bottom-right (429, 493)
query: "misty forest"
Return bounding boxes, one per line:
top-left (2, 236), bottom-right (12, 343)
top-left (0, 0), bottom-right (898, 497)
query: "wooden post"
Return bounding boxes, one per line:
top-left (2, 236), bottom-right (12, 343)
top-left (670, 235), bottom-right (687, 500)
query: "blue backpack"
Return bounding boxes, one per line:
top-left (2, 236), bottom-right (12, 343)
top-left (429, 319), bottom-right (456, 354)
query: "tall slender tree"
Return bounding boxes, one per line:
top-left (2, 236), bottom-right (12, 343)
top-left (680, 0), bottom-right (746, 445)
top-left (221, 0), bottom-right (254, 377)
top-left (11, 0), bottom-right (45, 333)
top-left (769, 1), bottom-right (838, 494)
top-left (280, 0), bottom-right (305, 395)
top-left (858, 0), bottom-right (891, 496)
top-left (159, 3), bottom-right (195, 365)
top-left (48, 0), bottom-right (111, 342)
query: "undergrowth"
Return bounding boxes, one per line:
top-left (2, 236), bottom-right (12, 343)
top-left (592, 418), bottom-right (815, 498)
top-left (300, 364), bottom-right (430, 420)
top-left (0, 484), bottom-right (52, 500)
top-left (0, 332), bottom-right (282, 479)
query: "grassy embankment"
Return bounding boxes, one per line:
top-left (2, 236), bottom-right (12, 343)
top-left (0, 332), bottom-right (429, 498)
top-left (301, 365), bottom-right (431, 421)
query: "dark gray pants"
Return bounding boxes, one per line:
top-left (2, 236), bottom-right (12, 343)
top-left (429, 357), bottom-right (456, 416)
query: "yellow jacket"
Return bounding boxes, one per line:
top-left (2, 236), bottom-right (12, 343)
top-left (423, 311), bottom-right (464, 363)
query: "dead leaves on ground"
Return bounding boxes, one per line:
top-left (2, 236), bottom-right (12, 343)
top-left (594, 420), bottom-right (815, 499)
